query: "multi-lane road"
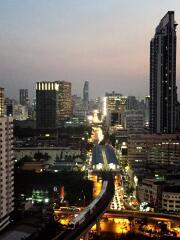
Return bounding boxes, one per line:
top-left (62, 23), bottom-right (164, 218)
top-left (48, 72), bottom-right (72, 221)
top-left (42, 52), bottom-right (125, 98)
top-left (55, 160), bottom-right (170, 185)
top-left (92, 144), bottom-right (125, 211)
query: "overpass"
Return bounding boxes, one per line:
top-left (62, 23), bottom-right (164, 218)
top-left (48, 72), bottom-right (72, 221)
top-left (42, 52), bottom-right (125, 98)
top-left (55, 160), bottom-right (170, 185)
top-left (52, 173), bottom-right (115, 240)
top-left (105, 209), bottom-right (180, 223)
top-left (56, 208), bottom-right (180, 224)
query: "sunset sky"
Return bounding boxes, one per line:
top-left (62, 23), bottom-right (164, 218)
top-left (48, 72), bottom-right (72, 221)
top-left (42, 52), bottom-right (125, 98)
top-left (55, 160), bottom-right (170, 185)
top-left (0, 0), bottom-right (180, 100)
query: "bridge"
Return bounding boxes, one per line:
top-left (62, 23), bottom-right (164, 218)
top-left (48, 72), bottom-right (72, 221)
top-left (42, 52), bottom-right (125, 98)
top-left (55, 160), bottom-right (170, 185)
top-left (52, 173), bottom-right (114, 240)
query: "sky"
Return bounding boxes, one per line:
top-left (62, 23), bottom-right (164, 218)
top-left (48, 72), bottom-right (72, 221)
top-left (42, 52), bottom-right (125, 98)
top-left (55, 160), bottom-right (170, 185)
top-left (0, 0), bottom-right (180, 100)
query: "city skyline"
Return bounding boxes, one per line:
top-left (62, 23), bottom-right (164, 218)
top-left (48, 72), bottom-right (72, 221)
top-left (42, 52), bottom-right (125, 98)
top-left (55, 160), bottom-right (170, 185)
top-left (0, 1), bottom-right (180, 100)
top-left (1, 5), bottom-right (180, 237)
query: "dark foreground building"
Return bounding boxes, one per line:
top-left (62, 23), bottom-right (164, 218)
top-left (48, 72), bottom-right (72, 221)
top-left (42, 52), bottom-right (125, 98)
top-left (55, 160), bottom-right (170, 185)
top-left (36, 81), bottom-right (72, 130)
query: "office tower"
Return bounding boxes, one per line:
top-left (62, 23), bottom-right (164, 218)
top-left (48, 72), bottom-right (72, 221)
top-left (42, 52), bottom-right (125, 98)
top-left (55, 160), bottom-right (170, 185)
top-left (0, 88), bottom-right (4, 117)
top-left (36, 82), bottom-right (58, 129)
top-left (105, 91), bottom-right (127, 127)
top-left (150, 11), bottom-right (178, 133)
top-left (83, 81), bottom-right (89, 111)
top-left (127, 96), bottom-right (138, 110)
top-left (57, 81), bottom-right (72, 123)
top-left (5, 98), bottom-right (13, 117)
top-left (19, 89), bottom-right (28, 106)
top-left (72, 95), bottom-right (86, 120)
top-left (0, 87), bottom-right (14, 231)
top-left (13, 104), bottom-right (29, 120)
top-left (125, 110), bottom-right (144, 134)
top-left (105, 92), bottom-right (127, 112)
top-left (36, 81), bottom-right (72, 129)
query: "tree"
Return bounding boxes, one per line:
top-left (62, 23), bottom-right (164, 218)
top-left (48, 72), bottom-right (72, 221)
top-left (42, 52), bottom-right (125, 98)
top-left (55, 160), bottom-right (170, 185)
top-left (34, 152), bottom-right (44, 160)
top-left (44, 152), bottom-right (51, 161)
top-left (21, 155), bottom-right (33, 162)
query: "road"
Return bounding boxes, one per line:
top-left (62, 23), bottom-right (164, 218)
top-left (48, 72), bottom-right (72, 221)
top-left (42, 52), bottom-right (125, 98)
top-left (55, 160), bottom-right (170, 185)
top-left (101, 146), bottom-right (109, 170)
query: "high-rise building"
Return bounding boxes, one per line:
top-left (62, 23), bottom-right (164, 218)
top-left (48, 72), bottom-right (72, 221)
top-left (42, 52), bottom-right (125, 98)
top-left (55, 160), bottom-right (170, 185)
top-left (0, 87), bottom-right (14, 231)
top-left (19, 89), bottom-right (28, 106)
top-left (36, 81), bottom-right (72, 129)
top-left (83, 81), bottom-right (89, 111)
top-left (145, 96), bottom-right (150, 128)
top-left (72, 95), bottom-right (86, 120)
top-left (0, 87), bottom-right (4, 117)
top-left (127, 96), bottom-right (138, 110)
top-left (105, 91), bottom-right (127, 127)
top-left (150, 11), bottom-right (178, 133)
top-left (5, 98), bottom-right (13, 117)
top-left (36, 82), bottom-right (57, 129)
top-left (105, 92), bottom-right (127, 113)
top-left (57, 81), bottom-right (72, 123)
top-left (13, 104), bottom-right (29, 120)
top-left (176, 102), bottom-right (180, 131)
top-left (125, 110), bottom-right (145, 134)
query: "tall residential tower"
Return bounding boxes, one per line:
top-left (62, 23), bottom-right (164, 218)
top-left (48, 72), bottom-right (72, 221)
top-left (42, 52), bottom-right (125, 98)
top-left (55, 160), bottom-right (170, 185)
top-left (0, 88), bottom-right (4, 117)
top-left (150, 11), bottom-right (178, 133)
top-left (0, 87), bottom-right (14, 231)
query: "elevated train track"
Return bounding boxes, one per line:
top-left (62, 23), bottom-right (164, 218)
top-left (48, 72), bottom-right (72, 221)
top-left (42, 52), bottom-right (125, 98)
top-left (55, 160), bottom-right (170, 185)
top-left (52, 173), bottom-right (114, 240)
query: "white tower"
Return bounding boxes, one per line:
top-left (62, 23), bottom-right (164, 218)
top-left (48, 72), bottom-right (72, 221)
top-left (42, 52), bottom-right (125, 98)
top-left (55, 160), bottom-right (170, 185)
top-left (0, 87), bottom-right (14, 231)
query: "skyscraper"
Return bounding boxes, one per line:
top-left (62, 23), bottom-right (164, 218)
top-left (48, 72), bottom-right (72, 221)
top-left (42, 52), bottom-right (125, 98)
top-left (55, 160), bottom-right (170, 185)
top-left (19, 89), bottom-right (28, 106)
top-left (105, 91), bottom-right (127, 127)
top-left (0, 87), bottom-right (4, 117)
top-left (150, 11), bottom-right (178, 133)
top-left (36, 81), bottom-right (72, 129)
top-left (0, 87), bottom-right (14, 231)
top-left (83, 81), bottom-right (89, 111)
top-left (36, 82), bottom-right (57, 129)
top-left (57, 81), bottom-right (72, 123)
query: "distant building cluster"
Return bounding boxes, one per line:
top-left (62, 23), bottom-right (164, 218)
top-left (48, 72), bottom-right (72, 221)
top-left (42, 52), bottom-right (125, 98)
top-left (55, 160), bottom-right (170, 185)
top-left (103, 91), bottom-right (149, 134)
top-left (137, 177), bottom-right (180, 212)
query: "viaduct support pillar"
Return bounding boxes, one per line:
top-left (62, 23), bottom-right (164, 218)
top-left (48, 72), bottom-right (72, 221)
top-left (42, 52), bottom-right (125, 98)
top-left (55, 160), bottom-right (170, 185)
top-left (83, 231), bottom-right (89, 240)
top-left (96, 220), bottom-right (101, 236)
